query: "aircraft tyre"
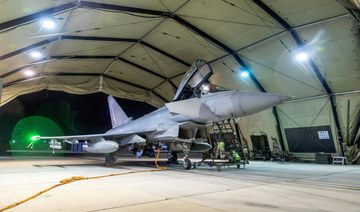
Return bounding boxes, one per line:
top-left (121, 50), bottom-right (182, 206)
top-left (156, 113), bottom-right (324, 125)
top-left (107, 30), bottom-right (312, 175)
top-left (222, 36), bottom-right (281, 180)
top-left (183, 158), bottom-right (191, 170)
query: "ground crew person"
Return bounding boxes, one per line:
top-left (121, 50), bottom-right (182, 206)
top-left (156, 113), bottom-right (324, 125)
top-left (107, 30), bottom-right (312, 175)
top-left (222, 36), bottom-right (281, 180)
top-left (231, 150), bottom-right (241, 161)
top-left (216, 141), bottom-right (226, 159)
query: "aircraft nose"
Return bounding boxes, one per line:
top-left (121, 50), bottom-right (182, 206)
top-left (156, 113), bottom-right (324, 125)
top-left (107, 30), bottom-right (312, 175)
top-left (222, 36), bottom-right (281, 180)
top-left (232, 91), bottom-right (291, 117)
top-left (278, 94), bottom-right (292, 102)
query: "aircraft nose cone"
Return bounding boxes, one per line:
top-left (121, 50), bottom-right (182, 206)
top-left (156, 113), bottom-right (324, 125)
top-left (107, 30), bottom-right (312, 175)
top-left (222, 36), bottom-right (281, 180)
top-left (278, 94), bottom-right (292, 102)
top-left (232, 91), bottom-right (291, 117)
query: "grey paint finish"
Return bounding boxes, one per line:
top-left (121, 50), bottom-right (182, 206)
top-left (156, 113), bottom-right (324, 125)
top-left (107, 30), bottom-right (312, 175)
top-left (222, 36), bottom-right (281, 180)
top-left (38, 90), bottom-right (290, 154)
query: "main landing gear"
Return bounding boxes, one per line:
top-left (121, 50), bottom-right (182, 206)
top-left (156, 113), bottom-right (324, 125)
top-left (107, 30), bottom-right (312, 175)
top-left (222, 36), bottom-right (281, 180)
top-left (105, 152), bottom-right (117, 166)
top-left (167, 143), bottom-right (193, 170)
top-left (167, 151), bottom-right (192, 170)
top-left (167, 151), bottom-right (179, 164)
top-left (182, 149), bottom-right (191, 170)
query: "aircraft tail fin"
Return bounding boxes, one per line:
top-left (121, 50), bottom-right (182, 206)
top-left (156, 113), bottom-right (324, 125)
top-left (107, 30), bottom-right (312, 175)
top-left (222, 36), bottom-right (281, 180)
top-left (108, 95), bottom-right (132, 128)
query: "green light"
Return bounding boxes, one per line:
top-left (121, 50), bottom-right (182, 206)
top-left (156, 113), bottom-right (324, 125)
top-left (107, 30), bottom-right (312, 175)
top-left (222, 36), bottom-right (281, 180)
top-left (10, 116), bottom-right (64, 156)
top-left (30, 135), bottom-right (40, 141)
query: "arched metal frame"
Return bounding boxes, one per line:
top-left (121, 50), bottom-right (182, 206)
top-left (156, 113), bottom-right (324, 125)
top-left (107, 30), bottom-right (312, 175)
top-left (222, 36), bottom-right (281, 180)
top-left (252, 0), bottom-right (345, 156)
top-left (0, 1), bottom-right (352, 152)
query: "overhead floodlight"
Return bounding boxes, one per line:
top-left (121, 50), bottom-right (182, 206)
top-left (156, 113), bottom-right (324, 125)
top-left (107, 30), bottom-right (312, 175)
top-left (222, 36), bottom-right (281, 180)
top-left (42, 18), bottom-right (56, 29)
top-left (29, 51), bottom-right (43, 59)
top-left (240, 70), bottom-right (249, 78)
top-left (24, 70), bottom-right (35, 76)
top-left (296, 52), bottom-right (309, 61)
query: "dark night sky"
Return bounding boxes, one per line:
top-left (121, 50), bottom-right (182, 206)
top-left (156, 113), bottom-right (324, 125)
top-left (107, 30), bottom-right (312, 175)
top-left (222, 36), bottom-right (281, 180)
top-left (0, 90), bottom-right (156, 154)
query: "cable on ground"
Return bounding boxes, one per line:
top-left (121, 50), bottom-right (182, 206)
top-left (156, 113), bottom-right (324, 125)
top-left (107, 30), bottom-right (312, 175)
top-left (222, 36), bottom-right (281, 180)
top-left (0, 148), bottom-right (167, 212)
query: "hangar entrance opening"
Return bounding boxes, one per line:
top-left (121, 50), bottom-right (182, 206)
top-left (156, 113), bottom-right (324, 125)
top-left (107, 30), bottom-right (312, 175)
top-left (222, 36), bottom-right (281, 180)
top-left (251, 135), bottom-right (270, 160)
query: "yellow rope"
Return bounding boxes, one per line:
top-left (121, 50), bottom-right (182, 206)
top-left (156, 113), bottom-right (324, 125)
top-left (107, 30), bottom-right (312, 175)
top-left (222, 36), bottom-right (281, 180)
top-left (0, 148), bottom-right (167, 212)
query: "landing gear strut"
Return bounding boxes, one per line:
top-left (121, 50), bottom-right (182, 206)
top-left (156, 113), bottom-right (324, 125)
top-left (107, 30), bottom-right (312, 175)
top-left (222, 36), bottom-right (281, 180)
top-left (169, 143), bottom-right (192, 170)
top-left (105, 152), bottom-right (117, 166)
top-left (182, 151), bottom-right (191, 170)
top-left (167, 152), bottom-right (178, 164)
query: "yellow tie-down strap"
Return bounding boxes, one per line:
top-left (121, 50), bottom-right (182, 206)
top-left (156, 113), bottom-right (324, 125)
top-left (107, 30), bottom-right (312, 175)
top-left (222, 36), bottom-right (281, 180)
top-left (0, 149), bottom-right (167, 212)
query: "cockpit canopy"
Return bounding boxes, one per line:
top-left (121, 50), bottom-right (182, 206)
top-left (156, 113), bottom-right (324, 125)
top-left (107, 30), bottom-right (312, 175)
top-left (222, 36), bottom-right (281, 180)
top-left (173, 59), bottom-right (229, 101)
top-left (173, 59), bottom-right (212, 101)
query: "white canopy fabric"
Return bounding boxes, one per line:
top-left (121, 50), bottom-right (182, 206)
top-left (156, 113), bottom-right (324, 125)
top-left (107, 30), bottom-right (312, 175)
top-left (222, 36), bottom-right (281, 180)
top-left (0, 0), bottom-right (359, 156)
top-left (1, 0), bottom-right (358, 107)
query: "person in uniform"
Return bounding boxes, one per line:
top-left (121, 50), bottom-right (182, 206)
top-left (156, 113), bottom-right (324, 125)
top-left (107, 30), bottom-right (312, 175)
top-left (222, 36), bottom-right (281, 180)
top-left (216, 141), bottom-right (226, 159)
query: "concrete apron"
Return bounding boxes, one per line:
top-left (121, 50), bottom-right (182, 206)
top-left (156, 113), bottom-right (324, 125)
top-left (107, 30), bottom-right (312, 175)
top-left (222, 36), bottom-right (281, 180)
top-left (0, 156), bottom-right (359, 212)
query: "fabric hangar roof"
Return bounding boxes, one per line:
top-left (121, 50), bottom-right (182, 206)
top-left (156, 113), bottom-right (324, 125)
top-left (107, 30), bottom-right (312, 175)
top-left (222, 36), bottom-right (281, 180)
top-left (0, 0), bottom-right (359, 108)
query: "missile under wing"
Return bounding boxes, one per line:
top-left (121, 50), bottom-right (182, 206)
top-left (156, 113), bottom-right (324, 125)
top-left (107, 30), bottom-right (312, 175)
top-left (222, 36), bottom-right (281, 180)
top-left (35, 59), bottom-right (291, 169)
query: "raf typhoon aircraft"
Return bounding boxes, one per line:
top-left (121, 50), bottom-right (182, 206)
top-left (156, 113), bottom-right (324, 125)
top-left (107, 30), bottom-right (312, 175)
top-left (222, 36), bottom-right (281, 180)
top-left (35, 59), bottom-right (291, 169)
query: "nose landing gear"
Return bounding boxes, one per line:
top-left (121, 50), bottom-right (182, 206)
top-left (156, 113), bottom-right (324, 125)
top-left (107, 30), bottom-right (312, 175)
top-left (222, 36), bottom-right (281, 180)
top-left (183, 158), bottom-right (192, 170)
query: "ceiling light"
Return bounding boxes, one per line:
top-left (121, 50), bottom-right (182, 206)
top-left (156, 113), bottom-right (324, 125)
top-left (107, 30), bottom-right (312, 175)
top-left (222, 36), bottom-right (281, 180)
top-left (42, 18), bottom-right (56, 29)
top-left (240, 71), bottom-right (249, 78)
top-left (24, 70), bottom-right (35, 76)
top-left (29, 51), bottom-right (43, 59)
top-left (296, 52), bottom-right (309, 61)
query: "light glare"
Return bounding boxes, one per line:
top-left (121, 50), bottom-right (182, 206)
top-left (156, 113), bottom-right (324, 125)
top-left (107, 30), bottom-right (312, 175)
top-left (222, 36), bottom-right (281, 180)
top-left (42, 19), bottom-right (56, 29)
top-left (240, 71), bottom-right (249, 78)
top-left (24, 70), bottom-right (35, 76)
top-left (201, 84), bottom-right (210, 92)
top-left (296, 52), bottom-right (309, 61)
top-left (31, 135), bottom-right (40, 141)
top-left (30, 51), bottom-right (43, 59)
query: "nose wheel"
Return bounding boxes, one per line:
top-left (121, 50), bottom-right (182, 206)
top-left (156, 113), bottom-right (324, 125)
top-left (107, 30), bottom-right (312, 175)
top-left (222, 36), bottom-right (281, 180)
top-left (183, 158), bottom-right (192, 170)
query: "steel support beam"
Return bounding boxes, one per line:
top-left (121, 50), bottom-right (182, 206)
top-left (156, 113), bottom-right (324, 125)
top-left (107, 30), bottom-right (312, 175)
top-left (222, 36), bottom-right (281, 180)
top-left (0, 58), bottom-right (48, 79)
top-left (57, 73), bottom-right (168, 103)
top-left (0, 37), bottom-right (57, 61)
top-left (1, 55), bottom-right (178, 90)
top-left (4, 72), bottom-right (168, 103)
top-left (79, 1), bottom-right (170, 17)
top-left (1, 55), bottom-right (172, 102)
top-left (0, 65), bottom-right (31, 79)
top-left (61, 35), bottom-right (137, 43)
top-left (51, 55), bottom-right (115, 60)
top-left (330, 95), bottom-right (345, 155)
top-left (116, 57), bottom-right (177, 90)
top-left (172, 14), bottom-right (288, 148)
top-left (351, 113), bottom-right (360, 145)
top-left (173, 15), bottom-right (266, 92)
top-left (253, 0), bottom-right (345, 155)
top-left (0, 3), bottom-right (76, 32)
top-left (139, 41), bottom-right (191, 67)
top-left (272, 107), bottom-right (285, 151)
top-left (61, 36), bottom-right (190, 66)
top-left (0, 35), bottom-right (189, 69)
top-left (0, 35), bottom-right (188, 89)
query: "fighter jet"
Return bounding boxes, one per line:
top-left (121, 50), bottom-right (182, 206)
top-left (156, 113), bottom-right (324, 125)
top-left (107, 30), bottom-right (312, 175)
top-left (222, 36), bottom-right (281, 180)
top-left (34, 59), bottom-right (291, 169)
